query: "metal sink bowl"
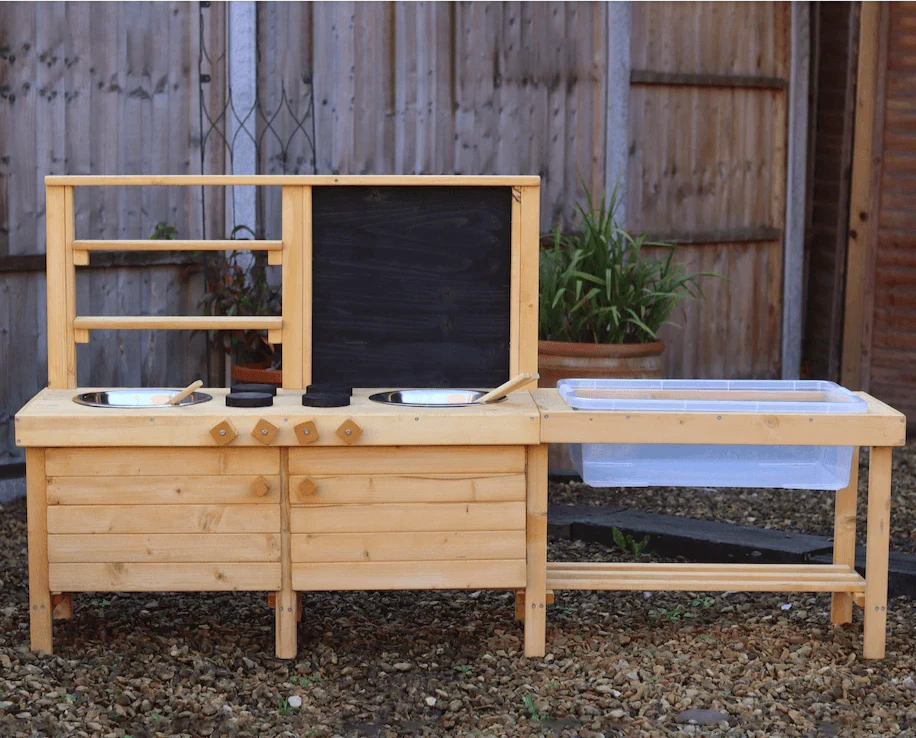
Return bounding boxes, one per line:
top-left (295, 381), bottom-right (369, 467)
top-left (368, 389), bottom-right (505, 407)
top-left (73, 389), bottom-right (213, 408)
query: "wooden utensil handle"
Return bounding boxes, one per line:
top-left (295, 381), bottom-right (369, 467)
top-left (478, 373), bottom-right (539, 404)
top-left (168, 379), bottom-right (203, 406)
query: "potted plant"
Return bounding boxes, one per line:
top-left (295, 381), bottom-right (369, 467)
top-left (538, 184), bottom-right (713, 388)
top-left (200, 226), bottom-right (282, 386)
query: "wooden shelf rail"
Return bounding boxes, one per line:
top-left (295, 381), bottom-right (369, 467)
top-left (71, 316), bottom-right (282, 344)
top-left (546, 562), bottom-right (866, 593)
top-left (71, 239), bottom-right (283, 267)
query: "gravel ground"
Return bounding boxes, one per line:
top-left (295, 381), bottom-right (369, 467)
top-left (3, 499), bottom-right (916, 736)
top-left (550, 441), bottom-right (916, 555)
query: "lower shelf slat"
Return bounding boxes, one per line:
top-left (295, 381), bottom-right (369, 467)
top-left (547, 562), bottom-right (866, 593)
top-left (49, 563), bottom-right (281, 591)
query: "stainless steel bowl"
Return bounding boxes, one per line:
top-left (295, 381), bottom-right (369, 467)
top-left (368, 389), bottom-right (506, 407)
top-left (73, 389), bottom-right (213, 408)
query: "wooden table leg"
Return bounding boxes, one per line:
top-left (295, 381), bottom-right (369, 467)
top-left (276, 450), bottom-right (297, 659)
top-left (864, 446), bottom-right (892, 659)
top-left (524, 445), bottom-right (548, 657)
top-left (831, 447), bottom-right (859, 624)
top-left (27, 449), bottom-right (53, 653)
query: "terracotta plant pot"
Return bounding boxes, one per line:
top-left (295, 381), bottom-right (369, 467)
top-left (538, 340), bottom-right (665, 473)
top-left (231, 363), bottom-right (283, 386)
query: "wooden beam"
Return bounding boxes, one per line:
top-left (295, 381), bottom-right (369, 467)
top-left (841, 2), bottom-right (888, 390)
top-left (45, 175), bottom-right (541, 187)
top-left (0, 252), bottom-right (202, 274)
top-left (281, 186), bottom-right (306, 389)
top-left (605, 1), bottom-right (631, 227)
top-left (72, 316), bottom-right (282, 332)
top-left (73, 239), bottom-right (282, 251)
top-left (782, 1), bottom-right (811, 379)
top-left (630, 70), bottom-right (788, 90)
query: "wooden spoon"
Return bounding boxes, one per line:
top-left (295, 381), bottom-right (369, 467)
top-left (477, 373), bottom-right (539, 404)
top-left (167, 379), bottom-right (204, 406)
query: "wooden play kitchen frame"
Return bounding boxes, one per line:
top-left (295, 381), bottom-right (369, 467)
top-left (17, 175), bottom-right (905, 662)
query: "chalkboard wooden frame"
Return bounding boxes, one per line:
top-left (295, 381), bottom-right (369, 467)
top-left (292, 177), bottom-right (540, 389)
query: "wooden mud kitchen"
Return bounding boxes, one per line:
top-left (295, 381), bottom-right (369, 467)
top-left (17, 176), bottom-right (906, 661)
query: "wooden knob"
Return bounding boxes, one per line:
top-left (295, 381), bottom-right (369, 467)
top-left (297, 478), bottom-right (318, 500)
top-left (209, 419), bottom-right (237, 446)
top-left (294, 420), bottom-right (319, 445)
top-left (252, 418), bottom-right (279, 445)
top-left (250, 476), bottom-right (271, 497)
top-left (336, 419), bottom-right (362, 445)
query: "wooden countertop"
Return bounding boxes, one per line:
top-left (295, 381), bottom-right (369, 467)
top-left (15, 388), bottom-right (541, 448)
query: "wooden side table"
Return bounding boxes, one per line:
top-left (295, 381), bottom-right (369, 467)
top-left (526, 390), bottom-right (906, 659)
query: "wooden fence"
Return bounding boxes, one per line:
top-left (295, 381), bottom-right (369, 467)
top-left (0, 1), bottom-right (796, 462)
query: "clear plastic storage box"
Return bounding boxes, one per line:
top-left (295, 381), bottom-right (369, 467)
top-left (557, 379), bottom-right (867, 490)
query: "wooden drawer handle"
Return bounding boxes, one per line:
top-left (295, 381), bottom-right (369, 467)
top-left (209, 419), bottom-right (237, 446)
top-left (297, 478), bottom-right (318, 500)
top-left (336, 419), bottom-right (362, 445)
top-left (250, 476), bottom-right (272, 497)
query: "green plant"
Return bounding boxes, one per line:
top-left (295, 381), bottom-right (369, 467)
top-left (199, 225), bottom-right (281, 366)
top-left (650, 597), bottom-right (715, 622)
top-left (150, 221), bottom-right (178, 240)
top-left (539, 181), bottom-right (716, 344)
top-left (289, 674), bottom-right (322, 686)
top-left (523, 693), bottom-right (545, 722)
top-left (276, 697), bottom-right (291, 716)
top-left (611, 526), bottom-right (650, 558)
top-left (650, 605), bottom-right (695, 621)
top-left (454, 665), bottom-right (473, 676)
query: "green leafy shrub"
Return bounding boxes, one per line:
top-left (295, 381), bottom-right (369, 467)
top-left (539, 183), bottom-right (716, 344)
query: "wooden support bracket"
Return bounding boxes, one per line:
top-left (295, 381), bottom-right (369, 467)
top-left (515, 589), bottom-right (555, 621)
top-left (293, 420), bottom-right (319, 445)
top-left (73, 250), bottom-right (89, 266)
top-left (74, 329), bottom-right (90, 344)
top-left (209, 419), bottom-right (237, 446)
top-left (268, 592), bottom-right (302, 621)
top-left (252, 419), bottom-right (279, 445)
top-left (853, 592), bottom-right (866, 609)
top-left (268, 328), bottom-right (283, 344)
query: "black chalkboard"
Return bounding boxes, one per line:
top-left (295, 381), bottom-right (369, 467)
top-left (311, 186), bottom-right (512, 388)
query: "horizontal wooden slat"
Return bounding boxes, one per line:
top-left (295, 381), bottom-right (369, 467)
top-left (630, 69), bottom-right (789, 89)
top-left (290, 474), bottom-right (525, 504)
top-left (47, 505), bottom-right (280, 534)
top-left (292, 560), bottom-right (525, 590)
top-left (290, 502), bottom-right (525, 533)
top-left (289, 446), bottom-right (526, 475)
top-left (73, 316), bottom-right (282, 332)
top-left (49, 563), bottom-right (281, 591)
top-left (16, 391), bottom-right (540, 448)
top-left (291, 531), bottom-right (526, 562)
top-left (46, 448), bottom-right (280, 476)
top-left (45, 175), bottom-right (540, 187)
top-left (74, 239), bottom-right (282, 252)
top-left (47, 475), bottom-right (280, 504)
top-left (547, 562), bottom-right (866, 592)
top-left (48, 533), bottom-right (281, 562)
